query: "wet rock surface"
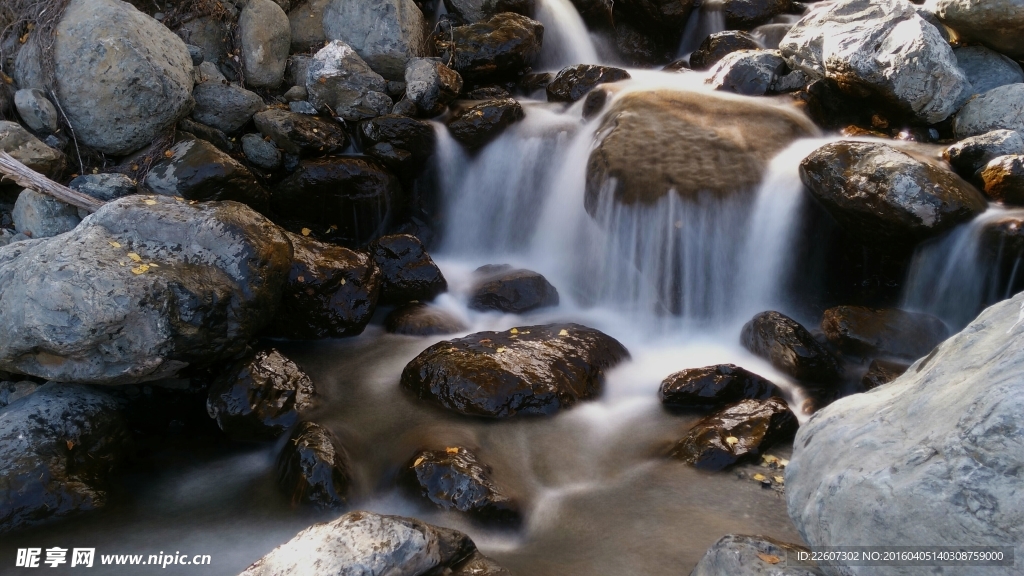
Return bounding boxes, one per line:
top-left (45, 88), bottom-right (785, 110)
top-left (444, 0), bottom-right (536, 24)
top-left (469, 267), bottom-right (558, 313)
top-left (401, 446), bottom-right (520, 525)
top-left (207, 349), bottom-right (316, 440)
top-left (660, 364), bottom-right (781, 410)
top-left (546, 65), bottom-right (631, 103)
top-left (741, 311), bottom-right (843, 385)
top-left (369, 234), bottom-right (447, 305)
top-left (690, 534), bottom-right (823, 576)
top-left (0, 383), bottom-right (131, 535)
top-left (68, 174), bottom-right (136, 204)
top-left (405, 58), bottom-right (464, 116)
top-left (401, 323), bottom-right (629, 418)
top-left (860, 358), bottom-right (909, 391)
top-left (953, 46), bottom-right (1024, 99)
top-left (705, 50), bottom-right (789, 96)
top-left (386, 303), bottom-right (468, 336)
top-left (436, 13), bottom-right (545, 82)
top-left (447, 98), bottom-right (525, 150)
top-left (689, 31), bottom-right (762, 71)
top-left (145, 136), bottom-right (268, 212)
top-left (943, 129), bottom-right (1024, 180)
top-left (980, 155), bottom-right (1024, 206)
top-left (254, 108), bottom-right (348, 157)
top-left (723, 0), bottom-right (790, 30)
top-left (820, 306), bottom-right (947, 360)
top-left (670, 397), bottom-right (798, 471)
top-left (359, 115), bottom-right (437, 170)
top-left (276, 421), bottom-right (352, 510)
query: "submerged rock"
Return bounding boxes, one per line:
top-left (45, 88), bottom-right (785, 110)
top-left (546, 65), bottom-right (631, 103)
top-left (276, 421), bottom-right (352, 509)
top-left (860, 358), bottom-right (909, 391)
top-left (401, 323), bottom-right (629, 418)
top-left (469, 267), bottom-right (558, 313)
top-left (447, 98), bottom-right (525, 150)
top-left (981, 155), bottom-right (1024, 206)
top-left (386, 303), bottom-right (467, 336)
top-left (660, 364), bottom-right (780, 410)
top-left (145, 136), bottom-right (268, 212)
top-left (820, 306), bottom-right (947, 360)
top-left (401, 446), bottom-right (520, 525)
top-left (436, 13), bottom-right (544, 82)
top-left (943, 130), bottom-right (1024, 180)
top-left (741, 311), bottom-right (843, 385)
top-left (322, 0), bottom-right (427, 80)
top-left (0, 383), bottom-right (131, 535)
top-left (670, 397), bottom-right (798, 471)
top-left (690, 534), bottom-right (823, 576)
top-left (254, 109), bottom-right (348, 157)
top-left (369, 234), bottom-right (447, 305)
top-left (689, 31), bottom-right (762, 71)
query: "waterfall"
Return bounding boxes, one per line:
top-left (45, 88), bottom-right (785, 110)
top-left (677, 0), bottom-right (728, 58)
top-left (535, 0), bottom-right (601, 70)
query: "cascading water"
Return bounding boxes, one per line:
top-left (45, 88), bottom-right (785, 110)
top-left (677, 0), bottom-right (727, 58)
top-left (535, 0), bottom-right (601, 69)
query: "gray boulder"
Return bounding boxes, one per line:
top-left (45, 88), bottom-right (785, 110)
top-left (405, 58), bottom-right (464, 116)
top-left (322, 0), bottom-right (427, 80)
top-left (176, 11), bottom-right (236, 69)
top-left (954, 46), bottom-right (1024, 99)
top-left (240, 0), bottom-right (291, 89)
top-left (144, 136), bottom-right (269, 211)
top-left (192, 81), bottom-right (266, 133)
top-left (943, 129), bottom-right (1024, 179)
top-left (306, 40), bottom-right (392, 122)
top-left (690, 535), bottom-right (823, 576)
top-left (954, 83), bottom-right (1024, 140)
top-left (706, 49), bottom-right (787, 96)
top-left (787, 290), bottom-right (1024, 576)
top-left (194, 61), bottom-right (228, 84)
top-left (288, 0), bottom-right (330, 52)
top-left (0, 196), bottom-right (292, 385)
top-left (780, 0), bottom-right (969, 124)
top-left (0, 120), bottom-right (64, 177)
top-left (933, 0), bottom-right (1024, 60)
top-left (53, 0), bottom-right (195, 155)
top-left (12, 189), bottom-right (81, 238)
top-left (241, 133), bottom-right (282, 169)
top-left (13, 89), bottom-right (59, 134)
top-left (0, 383), bottom-right (131, 535)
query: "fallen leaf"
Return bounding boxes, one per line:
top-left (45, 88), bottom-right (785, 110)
top-left (66, 440), bottom-right (74, 450)
top-left (108, 241), bottom-right (121, 248)
top-left (779, 459), bottom-right (789, 468)
top-left (445, 447), bottom-right (459, 454)
top-left (558, 329), bottom-right (569, 336)
top-left (130, 264), bottom-right (150, 275)
top-left (757, 553), bottom-right (780, 565)
top-left (163, 149), bottom-right (174, 158)
top-left (147, 263), bottom-right (159, 268)
top-left (774, 476), bottom-right (784, 484)
top-left (510, 328), bottom-right (518, 334)
top-left (752, 473), bottom-right (767, 482)
top-left (144, 199), bottom-right (157, 205)
top-left (301, 228), bottom-right (312, 236)
top-left (725, 436), bottom-right (739, 446)
top-left (340, 278), bottom-right (346, 285)
top-left (127, 252), bottom-right (142, 262)
top-left (413, 456), bottom-right (425, 467)
top-left (496, 347), bottom-right (507, 353)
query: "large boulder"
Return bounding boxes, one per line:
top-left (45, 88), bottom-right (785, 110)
top-left (368, 234), bottom-right (447, 305)
top-left (669, 397), bottom-right (798, 471)
top-left (0, 383), bottom-right (131, 535)
top-left (322, 0), bottom-right (427, 80)
top-left (954, 46), bottom-right (1024, 99)
top-left (253, 108), bottom-right (349, 156)
top-left (306, 41), bottom-right (392, 122)
top-left (660, 364), bottom-right (781, 410)
top-left (401, 446), bottom-right (521, 525)
top-left (799, 141), bottom-right (987, 247)
top-left (943, 129), bottom-right (1024, 180)
top-left (955, 84), bottom-right (1024, 142)
top-left (401, 323), bottom-right (629, 418)
top-left (468, 267), bottom-right (559, 313)
top-left (191, 81), bottom-right (266, 134)
top-left (787, 291), bottom-right (1024, 575)
top-left (820, 306), bottom-right (948, 360)
top-left (741, 311), bottom-right (843, 385)
top-left (0, 196), bottom-right (292, 385)
top-left (435, 13), bottom-right (545, 83)
top-left (53, 0), bottom-right (195, 155)
top-left (287, 0), bottom-right (330, 52)
top-left (690, 534), bottom-right (823, 576)
top-left (239, 0), bottom-right (291, 89)
top-left (0, 120), bottom-right (64, 178)
top-left (276, 421), bottom-right (352, 509)
top-left (268, 232), bottom-right (381, 339)
top-left (933, 0), bottom-right (1024, 60)
top-left (779, 0), bottom-right (969, 124)
top-left (585, 90), bottom-right (816, 214)
top-left (144, 136), bottom-right (269, 212)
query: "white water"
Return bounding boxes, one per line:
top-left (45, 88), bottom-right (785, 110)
top-left (677, 1), bottom-right (728, 58)
top-left (535, 0), bottom-right (601, 70)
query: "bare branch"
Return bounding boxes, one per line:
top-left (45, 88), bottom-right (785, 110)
top-left (0, 151), bottom-right (104, 212)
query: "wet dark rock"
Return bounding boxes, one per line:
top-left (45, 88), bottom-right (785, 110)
top-left (359, 114), bottom-right (437, 168)
top-left (943, 130), bottom-right (1024, 180)
top-left (254, 108), bottom-right (349, 157)
top-left (0, 383), bottom-right (131, 535)
top-left (546, 65), bottom-right (631, 103)
top-left (405, 58), bottom-right (464, 116)
top-left (447, 98), bottom-right (525, 150)
top-left (401, 323), bottom-right (630, 418)
top-left (670, 397), bottom-right (797, 471)
top-left (981, 155), bottom-right (1024, 206)
top-left (443, 0), bottom-right (536, 24)
top-left (436, 13), bottom-right (544, 82)
top-left (690, 534), bottom-right (824, 576)
top-left (276, 421), bottom-right (352, 509)
top-left (465, 87), bottom-right (512, 100)
top-left (660, 364), bottom-right (781, 410)
top-left (386, 303), bottom-right (468, 336)
top-left (241, 133), bottom-right (283, 170)
top-left (616, 0), bottom-right (696, 31)
top-left (519, 72), bottom-right (554, 93)
top-left (401, 446), bottom-right (520, 525)
top-left (689, 31), bottom-right (762, 71)
top-left (820, 306), bottom-right (947, 360)
top-left (368, 234), bottom-right (447, 305)
top-left (799, 141), bottom-right (987, 248)
top-left (178, 118), bottom-right (236, 153)
top-left (271, 156), bottom-right (400, 246)
top-left (705, 49), bottom-right (788, 96)
top-left (0, 196), bottom-right (292, 385)
top-left (191, 81), bottom-right (266, 134)
top-left (469, 267), bottom-right (558, 313)
top-left (569, 0), bottom-right (614, 29)
top-left (269, 232), bottom-right (381, 339)
top-left (723, 0), bottom-right (790, 30)
top-left (613, 19), bottom-right (669, 67)
top-left (861, 358), bottom-right (909, 391)
top-left (741, 311), bottom-right (843, 385)
top-left (207, 349), bottom-right (316, 441)
top-left (145, 135), bottom-right (269, 212)
top-left (69, 173), bottom-right (136, 204)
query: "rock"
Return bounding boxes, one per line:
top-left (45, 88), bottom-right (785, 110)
top-left (241, 133), bottom-right (283, 170)
top-left (287, 0), bottom-right (330, 52)
top-left (933, 0), bottom-right (1024, 60)
top-left (616, 0), bottom-right (696, 31)
top-left (13, 89), bottom-right (59, 134)
top-left (469, 267), bottom-right (558, 313)
top-left (186, 44), bottom-right (205, 66)
top-left (750, 23), bottom-right (792, 50)
top-left (306, 40), bottom-right (392, 122)
top-left (860, 358), bottom-right (908, 391)
top-left (660, 364), bottom-right (781, 410)
top-left (283, 86), bottom-right (308, 102)
top-left (981, 155), bottom-right (1024, 205)
top-left (0, 196), bottom-right (292, 384)
top-left (689, 31), bottom-right (762, 71)
top-left (705, 49), bottom-right (788, 96)
top-left (53, 0), bottom-right (194, 155)
top-left (613, 19), bottom-right (668, 67)
top-left (401, 323), bottom-right (629, 418)
top-left (0, 383), bottom-right (130, 535)
top-left (276, 421), bottom-right (352, 509)
top-left (176, 13), bottom-right (234, 70)
top-left (436, 13), bottom-right (545, 82)
top-left (178, 118), bottom-right (236, 153)
top-left (401, 446), bottom-right (520, 525)
top-left (359, 114), bottom-right (437, 169)
top-left (954, 84), bottom-right (1024, 141)
top-left (271, 156), bottom-right (400, 246)
top-left (285, 56), bottom-right (313, 87)
top-left (669, 397), bottom-right (798, 471)
top-left (405, 58), bottom-right (464, 116)
top-left (446, 98), bottom-right (525, 150)
top-left (820, 306), bottom-right (948, 360)
top-left (786, 291), bottom-right (1024, 573)
top-left (585, 90), bottom-right (816, 214)
top-left (368, 234), bottom-right (447, 305)
top-left (723, 0), bottom-right (790, 30)
top-left (0, 381), bottom-right (40, 409)
top-left (386, 303), bottom-right (467, 336)
top-left (239, 511), bottom-right (478, 576)
top-left (253, 108), bottom-right (348, 157)
top-left (569, 0), bottom-right (613, 29)
top-left (191, 82), bottom-right (266, 134)
top-left (799, 141), bottom-right (987, 247)
top-left (943, 129), bottom-right (1024, 179)
top-left (322, 0), bottom-right (426, 80)
top-left (288, 101), bottom-right (318, 115)
top-left (206, 348), bottom-right (316, 441)
top-left (780, 0), bottom-right (969, 124)
top-left (546, 65), bottom-right (630, 103)
top-left (741, 311), bottom-right (843, 385)
top-left (0, 120), bottom-right (64, 178)
top-left (451, 552), bottom-right (513, 576)
top-left (12, 189), bottom-right (80, 238)
top-left (145, 136), bottom-right (268, 212)
top-left (69, 173), bottom-right (136, 203)
top-left (239, 0), bottom-right (291, 88)
top-left (954, 46), bottom-right (1024, 99)
top-left (690, 534), bottom-right (823, 576)
top-left (444, 0), bottom-right (536, 23)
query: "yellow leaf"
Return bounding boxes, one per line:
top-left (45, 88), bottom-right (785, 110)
top-left (495, 347), bottom-right (507, 353)
top-left (779, 459), bottom-right (789, 468)
top-left (413, 456), bottom-right (425, 467)
top-left (108, 241), bottom-right (121, 248)
top-left (163, 149), bottom-right (174, 158)
top-left (510, 328), bottom-right (518, 334)
top-left (753, 473), bottom-right (767, 482)
top-left (127, 252), bottom-right (142, 262)
top-left (558, 329), bottom-right (569, 336)
top-left (762, 454), bottom-right (779, 464)
top-left (130, 264), bottom-right (149, 275)
top-left (301, 228), bottom-right (312, 236)
top-left (757, 553), bottom-right (780, 565)
top-left (144, 199), bottom-right (157, 205)
top-left (725, 436), bottom-right (739, 446)
top-left (445, 447), bottom-right (460, 454)
top-left (774, 476), bottom-right (784, 484)
top-left (147, 263), bottom-right (159, 268)
top-left (340, 278), bottom-right (346, 285)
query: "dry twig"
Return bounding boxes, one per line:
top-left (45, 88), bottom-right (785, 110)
top-left (0, 150), bottom-right (103, 212)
